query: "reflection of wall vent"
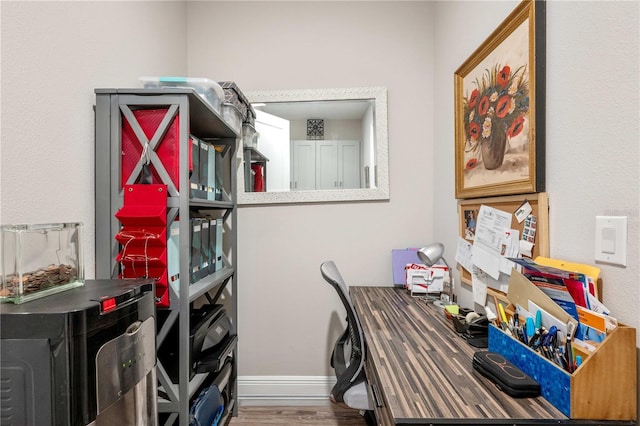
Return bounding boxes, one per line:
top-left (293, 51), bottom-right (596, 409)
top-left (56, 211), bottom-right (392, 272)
top-left (306, 119), bottom-right (324, 140)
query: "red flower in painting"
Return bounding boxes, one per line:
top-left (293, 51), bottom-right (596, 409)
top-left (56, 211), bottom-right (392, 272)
top-left (463, 63), bottom-right (529, 169)
top-left (465, 158), bottom-right (478, 170)
top-left (497, 66), bottom-right (511, 87)
top-left (468, 89), bottom-right (479, 109)
top-left (507, 115), bottom-right (525, 137)
top-left (495, 95), bottom-right (511, 118)
top-left (468, 122), bottom-right (480, 140)
top-left (478, 96), bottom-right (490, 116)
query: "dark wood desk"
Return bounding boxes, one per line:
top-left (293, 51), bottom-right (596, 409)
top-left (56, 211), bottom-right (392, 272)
top-left (350, 287), bottom-right (634, 426)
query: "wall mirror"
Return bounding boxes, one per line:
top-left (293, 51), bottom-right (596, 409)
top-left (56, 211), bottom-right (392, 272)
top-left (237, 87), bottom-right (389, 205)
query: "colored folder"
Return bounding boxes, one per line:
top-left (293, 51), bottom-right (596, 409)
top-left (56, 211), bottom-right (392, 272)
top-left (391, 248), bottom-right (421, 285)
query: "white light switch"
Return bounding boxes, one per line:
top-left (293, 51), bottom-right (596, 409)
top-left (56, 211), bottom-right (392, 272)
top-left (601, 227), bottom-right (615, 254)
top-left (595, 216), bottom-right (627, 266)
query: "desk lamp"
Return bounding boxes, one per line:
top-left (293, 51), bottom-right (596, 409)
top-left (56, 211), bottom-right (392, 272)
top-left (417, 243), bottom-right (455, 307)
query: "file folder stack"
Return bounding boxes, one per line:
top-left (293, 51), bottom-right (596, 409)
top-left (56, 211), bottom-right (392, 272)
top-left (187, 217), bottom-right (224, 284)
top-left (191, 137), bottom-right (223, 200)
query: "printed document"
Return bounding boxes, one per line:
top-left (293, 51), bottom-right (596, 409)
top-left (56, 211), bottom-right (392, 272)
top-left (472, 205), bottom-right (512, 279)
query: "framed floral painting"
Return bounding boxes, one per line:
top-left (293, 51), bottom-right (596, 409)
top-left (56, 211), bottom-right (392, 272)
top-left (454, 0), bottom-right (545, 199)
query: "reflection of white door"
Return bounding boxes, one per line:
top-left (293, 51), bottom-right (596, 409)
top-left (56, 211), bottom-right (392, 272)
top-left (338, 141), bottom-right (360, 189)
top-left (291, 140), bottom-right (315, 190)
top-left (316, 140), bottom-right (360, 189)
top-left (254, 110), bottom-right (290, 191)
top-left (316, 142), bottom-right (338, 189)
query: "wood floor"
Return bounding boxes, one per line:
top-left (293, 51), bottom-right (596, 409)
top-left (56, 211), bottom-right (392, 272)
top-left (228, 405), bottom-right (368, 425)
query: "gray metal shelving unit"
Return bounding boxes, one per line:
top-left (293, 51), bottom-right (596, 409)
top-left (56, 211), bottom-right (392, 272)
top-left (94, 88), bottom-right (239, 426)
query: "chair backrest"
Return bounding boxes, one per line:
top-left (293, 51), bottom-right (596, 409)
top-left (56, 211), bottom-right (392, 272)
top-left (320, 260), bottom-right (366, 384)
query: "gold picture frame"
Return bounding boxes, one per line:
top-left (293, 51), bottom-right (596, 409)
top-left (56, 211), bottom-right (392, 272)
top-left (457, 192), bottom-right (549, 286)
top-left (454, 0), bottom-right (545, 199)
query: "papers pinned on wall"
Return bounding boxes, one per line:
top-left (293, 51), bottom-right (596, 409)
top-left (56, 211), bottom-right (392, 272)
top-left (456, 193), bottom-right (551, 294)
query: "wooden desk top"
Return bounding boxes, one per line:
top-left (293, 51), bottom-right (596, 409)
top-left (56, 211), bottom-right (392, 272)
top-left (350, 286), bottom-right (623, 425)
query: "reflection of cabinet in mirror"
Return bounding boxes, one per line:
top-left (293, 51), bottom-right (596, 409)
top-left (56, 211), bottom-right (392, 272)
top-left (243, 147), bottom-right (268, 192)
top-left (291, 140), bottom-right (360, 190)
top-left (291, 140), bottom-right (315, 190)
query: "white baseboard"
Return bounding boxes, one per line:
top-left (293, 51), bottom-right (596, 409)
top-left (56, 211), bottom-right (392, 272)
top-left (237, 376), bottom-right (336, 406)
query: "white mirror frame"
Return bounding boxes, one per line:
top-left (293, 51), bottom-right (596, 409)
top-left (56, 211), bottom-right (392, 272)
top-left (237, 87), bottom-right (389, 205)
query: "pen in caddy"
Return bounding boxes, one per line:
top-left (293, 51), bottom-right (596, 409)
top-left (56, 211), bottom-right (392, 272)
top-left (500, 309), bottom-right (574, 373)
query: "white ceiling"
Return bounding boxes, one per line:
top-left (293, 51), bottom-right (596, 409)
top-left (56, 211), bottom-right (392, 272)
top-left (252, 99), bottom-right (372, 121)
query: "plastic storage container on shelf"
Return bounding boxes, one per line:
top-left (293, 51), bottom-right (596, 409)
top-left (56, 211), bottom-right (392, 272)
top-left (0, 222), bottom-right (84, 304)
top-left (221, 102), bottom-right (242, 134)
top-left (218, 81), bottom-right (255, 125)
top-left (140, 77), bottom-right (224, 113)
top-left (242, 123), bottom-right (258, 149)
top-left (245, 103), bottom-right (257, 127)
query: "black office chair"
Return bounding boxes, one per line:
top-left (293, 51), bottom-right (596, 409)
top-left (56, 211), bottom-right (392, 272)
top-left (320, 261), bottom-right (374, 419)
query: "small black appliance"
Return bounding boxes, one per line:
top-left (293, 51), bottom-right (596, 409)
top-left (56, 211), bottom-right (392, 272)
top-left (0, 279), bottom-right (157, 426)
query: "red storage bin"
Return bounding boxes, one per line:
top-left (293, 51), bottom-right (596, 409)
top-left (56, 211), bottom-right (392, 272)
top-left (121, 108), bottom-right (189, 193)
top-left (115, 184), bottom-right (170, 307)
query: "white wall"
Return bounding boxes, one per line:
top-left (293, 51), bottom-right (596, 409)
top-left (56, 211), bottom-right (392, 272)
top-left (290, 118), bottom-right (361, 140)
top-left (544, 0), bottom-right (639, 326)
top-left (1, 1), bottom-right (188, 278)
top-left (187, 1), bottom-right (435, 376)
